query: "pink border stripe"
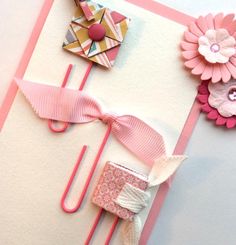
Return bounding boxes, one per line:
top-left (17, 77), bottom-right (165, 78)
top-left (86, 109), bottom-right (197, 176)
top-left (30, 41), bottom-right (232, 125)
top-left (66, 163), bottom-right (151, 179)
top-left (174, 100), bottom-right (201, 155)
top-left (126, 0), bottom-right (195, 25)
top-left (0, 0), bottom-right (54, 131)
top-left (140, 100), bottom-right (201, 244)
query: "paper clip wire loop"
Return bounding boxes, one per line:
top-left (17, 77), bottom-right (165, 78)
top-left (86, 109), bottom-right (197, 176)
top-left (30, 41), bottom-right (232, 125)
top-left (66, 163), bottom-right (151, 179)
top-left (48, 62), bottom-right (93, 133)
top-left (48, 64), bottom-right (73, 133)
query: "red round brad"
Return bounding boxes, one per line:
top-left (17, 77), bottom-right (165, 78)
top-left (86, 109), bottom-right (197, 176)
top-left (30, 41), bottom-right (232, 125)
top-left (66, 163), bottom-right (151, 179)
top-left (88, 24), bottom-right (106, 42)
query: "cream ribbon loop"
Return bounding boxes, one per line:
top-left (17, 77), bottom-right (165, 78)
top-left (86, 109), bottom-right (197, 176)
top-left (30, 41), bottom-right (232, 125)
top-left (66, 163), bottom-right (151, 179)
top-left (116, 155), bottom-right (187, 245)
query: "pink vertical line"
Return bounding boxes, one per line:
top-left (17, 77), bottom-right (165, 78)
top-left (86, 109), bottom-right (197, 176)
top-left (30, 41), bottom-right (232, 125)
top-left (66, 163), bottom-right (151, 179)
top-left (79, 62), bottom-right (93, 91)
top-left (61, 124), bottom-right (112, 213)
top-left (61, 145), bottom-right (88, 213)
top-left (61, 64), bottom-right (73, 88)
top-left (85, 208), bottom-right (104, 245)
top-left (0, 0), bottom-right (54, 131)
top-left (85, 211), bottom-right (120, 245)
top-left (104, 216), bottom-right (120, 245)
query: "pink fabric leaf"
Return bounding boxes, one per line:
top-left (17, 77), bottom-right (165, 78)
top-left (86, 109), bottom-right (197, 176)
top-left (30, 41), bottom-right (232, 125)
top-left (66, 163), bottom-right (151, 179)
top-left (16, 78), bottom-right (166, 166)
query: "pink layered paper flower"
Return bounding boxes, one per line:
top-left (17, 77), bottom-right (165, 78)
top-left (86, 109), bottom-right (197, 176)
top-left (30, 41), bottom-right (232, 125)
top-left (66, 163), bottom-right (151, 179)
top-left (197, 80), bottom-right (236, 128)
top-left (181, 13), bottom-right (236, 83)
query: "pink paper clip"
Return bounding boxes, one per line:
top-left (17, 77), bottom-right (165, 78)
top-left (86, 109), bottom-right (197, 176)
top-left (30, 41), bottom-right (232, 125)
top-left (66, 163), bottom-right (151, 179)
top-left (85, 209), bottom-right (120, 245)
top-left (53, 62), bottom-right (113, 214)
top-left (48, 62), bottom-right (93, 133)
top-left (41, 62), bottom-right (138, 242)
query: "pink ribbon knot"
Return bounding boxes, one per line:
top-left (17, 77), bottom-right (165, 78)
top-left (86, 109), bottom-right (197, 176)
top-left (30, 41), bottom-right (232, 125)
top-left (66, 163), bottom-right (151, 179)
top-left (99, 113), bottom-right (118, 125)
top-left (15, 78), bottom-right (166, 166)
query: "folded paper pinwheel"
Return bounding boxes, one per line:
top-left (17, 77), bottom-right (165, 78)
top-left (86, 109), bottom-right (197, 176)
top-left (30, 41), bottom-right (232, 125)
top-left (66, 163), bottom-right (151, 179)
top-left (63, 0), bottom-right (130, 68)
top-left (92, 157), bottom-right (186, 245)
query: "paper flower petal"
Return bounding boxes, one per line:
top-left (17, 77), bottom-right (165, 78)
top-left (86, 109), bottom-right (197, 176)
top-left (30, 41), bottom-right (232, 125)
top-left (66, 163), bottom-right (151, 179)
top-left (197, 80), bottom-right (236, 128)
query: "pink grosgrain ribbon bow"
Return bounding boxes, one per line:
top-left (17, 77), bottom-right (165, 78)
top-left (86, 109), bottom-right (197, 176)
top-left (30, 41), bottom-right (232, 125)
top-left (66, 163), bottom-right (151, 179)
top-left (15, 78), bottom-right (166, 166)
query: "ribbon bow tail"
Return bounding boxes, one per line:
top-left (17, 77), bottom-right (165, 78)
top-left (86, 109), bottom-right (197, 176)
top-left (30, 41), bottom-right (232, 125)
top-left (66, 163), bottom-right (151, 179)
top-left (115, 183), bottom-right (151, 245)
top-left (111, 115), bottom-right (166, 166)
top-left (148, 155), bottom-right (187, 187)
top-left (116, 155), bottom-right (187, 245)
top-left (121, 216), bottom-right (142, 245)
top-left (15, 78), bottom-right (103, 123)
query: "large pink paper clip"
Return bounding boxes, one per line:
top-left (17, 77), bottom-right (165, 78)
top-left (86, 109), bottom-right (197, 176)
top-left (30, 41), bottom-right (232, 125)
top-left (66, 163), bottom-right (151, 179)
top-left (43, 62), bottom-right (112, 214)
top-left (48, 62), bottom-right (93, 133)
top-left (44, 63), bottom-right (112, 214)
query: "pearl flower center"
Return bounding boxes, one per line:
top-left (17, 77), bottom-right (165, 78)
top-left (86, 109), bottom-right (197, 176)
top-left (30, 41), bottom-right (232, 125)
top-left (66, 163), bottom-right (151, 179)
top-left (228, 88), bottom-right (236, 101)
top-left (210, 43), bottom-right (220, 53)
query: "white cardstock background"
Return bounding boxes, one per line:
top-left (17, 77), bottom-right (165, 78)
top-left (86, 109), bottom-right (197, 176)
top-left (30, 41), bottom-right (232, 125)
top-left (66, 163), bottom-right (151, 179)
top-left (0, 0), bottom-right (197, 244)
